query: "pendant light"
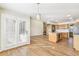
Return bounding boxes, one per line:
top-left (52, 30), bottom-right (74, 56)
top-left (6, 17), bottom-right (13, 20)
top-left (36, 3), bottom-right (41, 20)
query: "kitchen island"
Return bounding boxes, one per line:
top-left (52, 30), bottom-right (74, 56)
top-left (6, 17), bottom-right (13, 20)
top-left (49, 29), bottom-right (69, 43)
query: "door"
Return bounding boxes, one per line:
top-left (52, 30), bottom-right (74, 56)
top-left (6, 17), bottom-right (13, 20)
top-left (1, 14), bottom-right (17, 49)
top-left (17, 18), bottom-right (28, 43)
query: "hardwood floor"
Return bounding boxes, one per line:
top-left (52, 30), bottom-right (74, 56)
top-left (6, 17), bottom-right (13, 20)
top-left (0, 35), bottom-right (79, 56)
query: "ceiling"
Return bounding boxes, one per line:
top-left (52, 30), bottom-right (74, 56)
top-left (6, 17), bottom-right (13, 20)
top-left (0, 3), bottom-right (79, 23)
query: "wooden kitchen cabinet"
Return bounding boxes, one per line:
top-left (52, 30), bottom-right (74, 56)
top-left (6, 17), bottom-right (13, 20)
top-left (49, 32), bottom-right (58, 43)
top-left (73, 35), bottom-right (79, 51)
top-left (60, 33), bottom-right (68, 40)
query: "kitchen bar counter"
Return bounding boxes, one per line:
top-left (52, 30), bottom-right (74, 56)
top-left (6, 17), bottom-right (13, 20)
top-left (49, 30), bottom-right (69, 43)
top-left (56, 29), bottom-right (69, 33)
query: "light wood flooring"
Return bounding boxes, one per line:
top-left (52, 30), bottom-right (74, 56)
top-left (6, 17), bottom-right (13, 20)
top-left (0, 35), bottom-right (79, 56)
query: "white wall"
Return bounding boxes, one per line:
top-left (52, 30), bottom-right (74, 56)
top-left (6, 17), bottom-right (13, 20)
top-left (30, 19), bottom-right (43, 36)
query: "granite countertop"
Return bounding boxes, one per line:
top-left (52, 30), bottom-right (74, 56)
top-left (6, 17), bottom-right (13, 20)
top-left (56, 29), bottom-right (69, 33)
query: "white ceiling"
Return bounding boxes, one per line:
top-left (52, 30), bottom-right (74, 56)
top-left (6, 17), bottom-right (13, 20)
top-left (0, 3), bottom-right (79, 23)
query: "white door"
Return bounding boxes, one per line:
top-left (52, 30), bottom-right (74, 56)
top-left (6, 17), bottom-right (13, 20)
top-left (1, 14), bottom-right (17, 49)
top-left (5, 18), bottom-right (17, 46)
top-left (17, 18), bottom-right (27, 43)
